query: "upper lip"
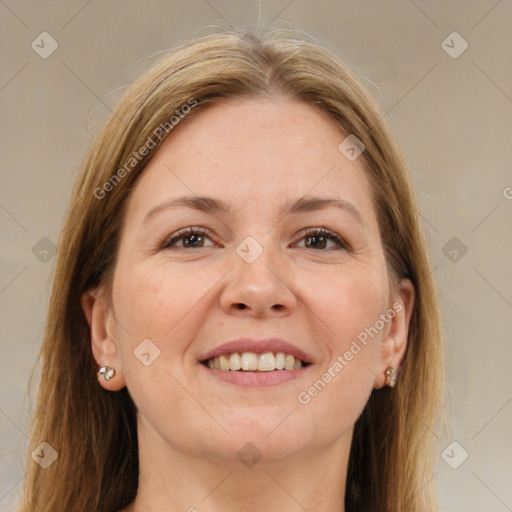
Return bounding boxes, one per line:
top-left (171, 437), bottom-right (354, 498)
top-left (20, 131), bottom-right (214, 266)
top-left (199, 337), bottom-right (313, 364)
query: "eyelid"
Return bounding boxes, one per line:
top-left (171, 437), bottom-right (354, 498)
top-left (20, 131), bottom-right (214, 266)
top-left (296, 227), bottom-right (350, 251)
top-left (160, 226), bottom-right (219, 249)
top-left (159, 226), bottom-right (350, 251)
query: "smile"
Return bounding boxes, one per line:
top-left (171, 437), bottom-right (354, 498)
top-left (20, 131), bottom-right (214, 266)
top-left (202, 351), bottom-right (310, 371)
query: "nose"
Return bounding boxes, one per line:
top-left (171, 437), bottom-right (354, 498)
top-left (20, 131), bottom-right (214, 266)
top-left (219, 244), bottom-right (298, 318)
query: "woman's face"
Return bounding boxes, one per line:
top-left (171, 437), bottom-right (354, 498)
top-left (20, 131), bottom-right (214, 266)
top-left (90, 98), bottom-right (412, 465)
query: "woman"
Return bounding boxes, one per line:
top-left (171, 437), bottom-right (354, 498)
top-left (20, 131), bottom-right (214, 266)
top-left (20, 27), bottom-right (443, 512)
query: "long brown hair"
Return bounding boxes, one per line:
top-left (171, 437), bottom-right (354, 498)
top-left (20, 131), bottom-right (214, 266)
top-left (19, 27), bottom-right (444, 512)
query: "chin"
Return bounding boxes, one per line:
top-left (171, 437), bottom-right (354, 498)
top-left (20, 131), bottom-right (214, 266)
top-left (210, 412), bottom-right (314, 462)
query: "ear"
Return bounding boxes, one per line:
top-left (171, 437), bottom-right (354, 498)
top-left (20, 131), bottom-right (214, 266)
top-left (373, 278), bottom-right (415, 389)
top-left (81, 288), bottom-right (126, 391)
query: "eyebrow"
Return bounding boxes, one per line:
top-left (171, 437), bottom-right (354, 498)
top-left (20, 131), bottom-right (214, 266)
top-left (144, 194), bottom-right (365, 225)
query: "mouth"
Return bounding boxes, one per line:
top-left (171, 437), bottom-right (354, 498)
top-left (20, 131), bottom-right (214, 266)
top-left (198, 338), bottom-right (314, 389)
top-left (199, 337), bottom-right (313, 370)
top-left (198, 338), bottom-right (313, 386)
top-left (201, 351), bottom-right (311, 372)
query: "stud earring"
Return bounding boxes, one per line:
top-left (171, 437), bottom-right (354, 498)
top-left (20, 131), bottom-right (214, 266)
top-left (384, 367), bottom-right (397, 388)
top-left (97, 366), bottom-right (116, 381)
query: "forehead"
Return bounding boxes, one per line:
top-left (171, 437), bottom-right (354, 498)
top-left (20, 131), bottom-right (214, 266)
top-left (125, 98), bottom-right (377, 228)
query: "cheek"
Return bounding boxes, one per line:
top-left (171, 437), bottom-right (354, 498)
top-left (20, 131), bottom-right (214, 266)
top-left (301, 259), bottom-right (389, 352)
top-left (111, 262), bottom-right (217, 441)
top-left (295, 261), bottom-right (389, 408)
top-left (112, 260), bottom-right (215, 352)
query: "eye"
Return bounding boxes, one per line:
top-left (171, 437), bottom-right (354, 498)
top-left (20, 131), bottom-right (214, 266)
top-left (160, 227), bottom-right (217, 249)
top-left (294, 227), bottom-right (349, 251)
top-left (159, 226), bottom-right (348, 251)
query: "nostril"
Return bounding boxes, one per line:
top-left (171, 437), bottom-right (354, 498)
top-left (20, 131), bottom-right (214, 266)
top-left (236, 303), bottom-right (247, 310)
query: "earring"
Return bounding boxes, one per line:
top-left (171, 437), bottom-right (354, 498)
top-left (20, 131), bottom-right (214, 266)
top-left (97, 366), bottom-right (116, 381)
top-left (384, 367), bottom-right (397, 388)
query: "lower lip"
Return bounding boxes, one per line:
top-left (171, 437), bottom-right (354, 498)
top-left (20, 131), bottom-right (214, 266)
top-left (199, 363), bottom-right (311, 387)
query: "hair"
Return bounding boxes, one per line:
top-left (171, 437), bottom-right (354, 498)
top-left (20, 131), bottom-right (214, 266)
top-left (19, 26), bottom-right (444, 512)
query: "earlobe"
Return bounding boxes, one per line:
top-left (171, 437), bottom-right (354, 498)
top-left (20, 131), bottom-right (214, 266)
top-left (81, 289), bottom-right (126, 391)
top-left (373, 279), bottom-right (415, 389)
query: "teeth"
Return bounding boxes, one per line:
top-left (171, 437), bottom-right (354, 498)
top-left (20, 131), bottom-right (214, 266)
top-left (204, 351), bottom-right (306, 371)
top-left (284, 354), bottom-right (295, 371)
top-left (258, 352), bottom-right (275, 372)
top-left (229, 353), bottom-right (241, 371)
top-left (241, 352), bottom-right (258, 371)
top-left (219, 355), bottom-right (230, 371)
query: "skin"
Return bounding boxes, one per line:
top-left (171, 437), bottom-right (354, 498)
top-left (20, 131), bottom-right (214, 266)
top-left (82, 98), bottom-right (414, 512)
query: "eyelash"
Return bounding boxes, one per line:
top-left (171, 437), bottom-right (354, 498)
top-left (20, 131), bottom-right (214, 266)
top-left (159, 226), bottom-right (349, 251)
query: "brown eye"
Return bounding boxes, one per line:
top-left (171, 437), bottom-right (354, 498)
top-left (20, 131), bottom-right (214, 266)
top-left (296, 228), bottom-right (348, 251)
top-left (161, 227), bottom-right (215, 249)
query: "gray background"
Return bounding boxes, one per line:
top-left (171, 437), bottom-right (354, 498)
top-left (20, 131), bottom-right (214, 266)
top-left (1, 1), bottom-right (511, 510)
